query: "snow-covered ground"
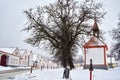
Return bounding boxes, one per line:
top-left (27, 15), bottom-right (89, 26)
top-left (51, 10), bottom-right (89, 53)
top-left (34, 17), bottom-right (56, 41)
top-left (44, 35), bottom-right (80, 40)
top-left (0, 66), bottom-right (120, 80)
top-left (11, 67), bottom-right (120, 80)
top-left (0, 66), bottom-right (31, 71)
top-left (0, 66), bottom-right (13, 71)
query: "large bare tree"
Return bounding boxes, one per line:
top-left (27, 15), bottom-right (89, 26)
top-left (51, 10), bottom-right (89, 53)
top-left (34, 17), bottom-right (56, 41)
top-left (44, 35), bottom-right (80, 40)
top-left (111, 15), bottom-right (120, 60)
top-left (23, 0), bottom-right (106, 69)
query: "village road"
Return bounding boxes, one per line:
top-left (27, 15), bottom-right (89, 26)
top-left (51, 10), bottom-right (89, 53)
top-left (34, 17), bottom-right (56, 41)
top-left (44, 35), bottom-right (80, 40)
top-left (0, 68), bottom-right (31, 80)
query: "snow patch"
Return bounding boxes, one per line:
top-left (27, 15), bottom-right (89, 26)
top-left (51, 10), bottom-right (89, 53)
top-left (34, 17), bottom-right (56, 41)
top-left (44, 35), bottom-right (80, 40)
top-left (0, 66), bottom-right (12, 71)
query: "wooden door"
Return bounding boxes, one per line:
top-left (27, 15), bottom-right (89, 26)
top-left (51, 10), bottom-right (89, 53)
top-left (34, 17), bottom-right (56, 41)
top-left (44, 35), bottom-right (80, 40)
top-left (0, 55), bottom-right (7, 66)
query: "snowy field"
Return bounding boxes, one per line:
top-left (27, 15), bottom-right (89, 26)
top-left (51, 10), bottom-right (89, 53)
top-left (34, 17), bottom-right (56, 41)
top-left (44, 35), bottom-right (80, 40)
top-left (10, 67), bottom-right (120, 80)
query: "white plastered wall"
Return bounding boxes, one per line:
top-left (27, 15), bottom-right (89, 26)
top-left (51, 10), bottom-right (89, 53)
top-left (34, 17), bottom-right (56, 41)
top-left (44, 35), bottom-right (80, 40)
top-left (7, 55), bottom-right (19, 66)
top-left (86, 47), bottom-right (104, 65)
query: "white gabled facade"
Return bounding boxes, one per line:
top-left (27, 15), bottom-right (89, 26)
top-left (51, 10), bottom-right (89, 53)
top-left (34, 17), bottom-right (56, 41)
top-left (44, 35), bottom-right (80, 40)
top-left (83, 37), bottom-right (108, 69)
top-left (19, 49), bottom-right (29, 67)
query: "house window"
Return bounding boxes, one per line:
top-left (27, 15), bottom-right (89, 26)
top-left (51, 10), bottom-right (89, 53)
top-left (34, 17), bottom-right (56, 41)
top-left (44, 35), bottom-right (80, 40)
top-left (16, 60), bottom-right (17, 64)
top-left (25, 56), bottom-right (27, 60)
top-left (0, 52), bottom-right (2, 54)
top-left (11, 58), bottom-right (13, 63)
top-left (15, 52), bottom-right (18, 56)
top-left (20, 61), bottom-right (21, 64)
top-left (14, 59), bottom-right (16, 63)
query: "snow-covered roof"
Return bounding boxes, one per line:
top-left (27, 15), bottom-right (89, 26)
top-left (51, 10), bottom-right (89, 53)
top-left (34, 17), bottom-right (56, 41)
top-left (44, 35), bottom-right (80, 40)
top-left (19, 49), bottom-right (27, 56)
top-left (0, 47), bottom-right (17, 54)
top-left (83, 36), bottom-right (108, 50)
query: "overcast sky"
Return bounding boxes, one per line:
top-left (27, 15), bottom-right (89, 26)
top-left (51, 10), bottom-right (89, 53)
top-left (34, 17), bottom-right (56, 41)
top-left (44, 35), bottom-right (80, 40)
top-left (0, 0), bottom-right (120, 54)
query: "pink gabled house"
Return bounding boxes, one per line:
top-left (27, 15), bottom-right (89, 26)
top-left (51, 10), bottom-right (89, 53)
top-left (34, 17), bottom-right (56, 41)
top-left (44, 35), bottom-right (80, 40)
top-left (0, 47), bottom-right (33, 67)
top-left (0, 47), bottom-right (20, 67)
